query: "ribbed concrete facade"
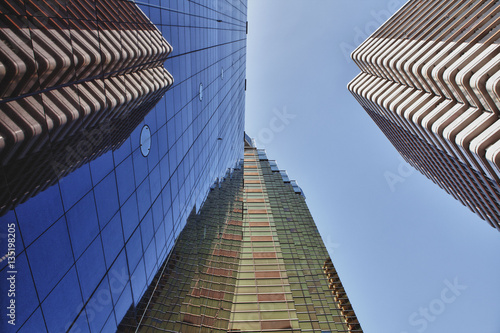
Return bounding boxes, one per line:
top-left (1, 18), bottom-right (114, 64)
top-left (0, 0), bottom-right (173, 214)
top-left (348, 0), bottom-right (500, 229)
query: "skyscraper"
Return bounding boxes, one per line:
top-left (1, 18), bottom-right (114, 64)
top-left (348, 0), bottom-right (500, 229)
top-left (118, 136), bottom-right (363, 333)
top-left (0, 0), bottom-right (247, 331)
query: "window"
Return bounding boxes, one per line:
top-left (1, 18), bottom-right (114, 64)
top-left (140, 125), bottom-right (151, 157)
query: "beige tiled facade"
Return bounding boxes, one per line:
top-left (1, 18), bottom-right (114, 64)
top-left (349, 0), bottom-right (500, 229)
top-left (119, 141), bottom-right (362, 332)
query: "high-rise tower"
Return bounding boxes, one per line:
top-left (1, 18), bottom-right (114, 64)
top-left (348, 0), bottom-right (500, 229)
top-left (118, 136), bottom-right (363, 333)
top-left (0, 1), bottom-right (247, 332)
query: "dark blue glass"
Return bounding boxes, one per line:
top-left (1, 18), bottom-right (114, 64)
top-left (0, 0), bottom-right (247, 330)
top-left (149, 165), bottom-right (162, 200)
top-left (85, 276), bottom-right (114, 332)
top-left (148, 134), bottom-right (160, 171)
top-left (100, 313), bottom-right (117, 333)
top-left (66, 191), bottom-right (99, 259)
top-left (27, 217), bottom-right (73, 300)
top-left (17, 308), bottom-right (47, 333)
top-left (140, 210), bottom-right (154, 250)
top-left (89, 150), bottom-right (114, 185)
top-left (113, 281), bottom-right (132, 325)
top-left (115, 155), bottom-right (136, 205)
top-left (101, 213), bottom-right (124, 268)
top-left (130, 259), bottom-right (147, 304)
top-left (59, 164), bottom-right (92, 209)
top-left (76, 236), bottom-right (106, 300)
top-left (0, 253), bottom-right (38, 330)
top-left (113, 137), bottom-right (132, 165)
top-left (136, 177), bottom-right (152, 220)
top-left (109, 250), bottom-right (130, 307)
top-left (93, 172), bottom-right (120, 225)
top-left (144, 239), bottom-right (157, 284)
top-left (41, 268), bottom-right (83, 332)
top-left (15, 185), bottom-right (64, 247)
top-left (121, 193), bottom-right (140, 241)
top-left (69, 311), bottom-right (91, 333)
top-left (126, 228), bottom-right (143, 273)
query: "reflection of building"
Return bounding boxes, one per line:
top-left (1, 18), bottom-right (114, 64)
top-left (0, 0), bottom-right (247, 332)
top-left (119, 138), bottom-right (363, 333)
top-left (349, 0), bottom-right (500, 229)
top-left (0, 0), bottom-right (173, 214)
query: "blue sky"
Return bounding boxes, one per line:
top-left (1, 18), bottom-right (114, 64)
top-left (245, 1), bottom-right (500, 332)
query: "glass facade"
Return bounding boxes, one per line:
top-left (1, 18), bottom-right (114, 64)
top-left (118, 139), bottom-right (362, 333)
top-left (0, 0), bottom-right (174, 215)
top-left (0, 0), bottom-right (247, 332)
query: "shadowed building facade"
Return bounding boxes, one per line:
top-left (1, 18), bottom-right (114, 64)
top-left (118, 138), bottom-right (363, 333)
top-left (0, 0), bottom-right (174, 214)
top-left (0, 0), bottom-right (247, 332)
top-left (348, 0), bottom-right (500, 229)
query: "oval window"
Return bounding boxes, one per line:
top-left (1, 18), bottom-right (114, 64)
top-left (140, 125), bottom-right (151, 157)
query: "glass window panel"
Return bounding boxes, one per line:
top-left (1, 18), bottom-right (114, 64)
top-left (234, 294), bottom-right (257, 302)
